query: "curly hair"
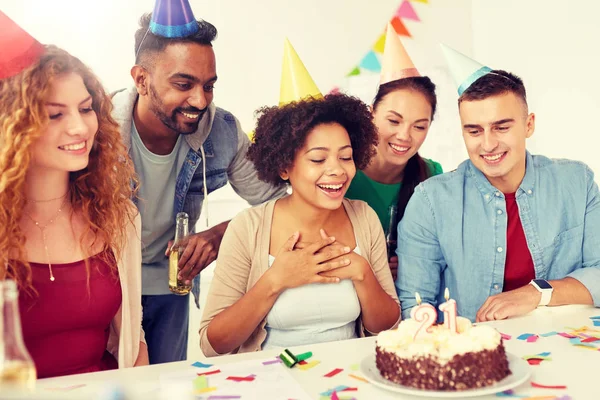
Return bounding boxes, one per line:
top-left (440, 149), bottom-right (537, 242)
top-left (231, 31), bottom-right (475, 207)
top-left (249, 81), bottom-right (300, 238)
top-left (0, 45), bottom-right (138, 292)
top-left (247, 93), bottom-right (378, 186)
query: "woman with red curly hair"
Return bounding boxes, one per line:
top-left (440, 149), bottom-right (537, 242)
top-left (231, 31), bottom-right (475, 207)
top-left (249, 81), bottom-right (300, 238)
top-left (199, 93), bottom-right (400, 356)
top-left (0, 38), bottom-right (148, 376)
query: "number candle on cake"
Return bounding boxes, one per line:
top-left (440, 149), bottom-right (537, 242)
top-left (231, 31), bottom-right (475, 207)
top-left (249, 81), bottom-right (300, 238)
top-left (410, 292), bottom-right (437, 338)
top-left (439, 287), bottom-right (458, 333)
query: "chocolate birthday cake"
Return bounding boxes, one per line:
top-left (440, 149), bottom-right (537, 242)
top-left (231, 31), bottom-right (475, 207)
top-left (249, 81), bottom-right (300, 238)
top-left (375, 317), bottom-right (510, 391)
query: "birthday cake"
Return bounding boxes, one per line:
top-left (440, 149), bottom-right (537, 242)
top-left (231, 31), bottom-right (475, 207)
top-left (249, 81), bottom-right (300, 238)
top-left (375, 316), bottom-right (510, 391)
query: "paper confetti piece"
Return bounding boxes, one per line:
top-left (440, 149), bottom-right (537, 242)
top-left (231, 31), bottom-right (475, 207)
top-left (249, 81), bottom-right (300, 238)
top-left (526, 335), bottom-right (539, 343)
top-left (298, 360), bottom-right (320, 370)
top-left (227, 376), bottom-right (255, 382)
top-left (320, 386), bottom-right (350, 396)
top-left (331, 392), bottom-right (340, 400)
top-left (207, 396), bottom-right (241, 400)
top-left (350, 364), bottom-right (359, 371)
top-left (593, 320), bottom-right (600, 327)
top-left (555, 396), bottom-right (573, 400)
top-left (191, 361), bottom-right (213, 368)
top-left (262, 358), bottom-right (282, 365)
top-left (197, 369), bottom-right (221, 376)
top-left (569, 337), bottom-right (597, 348)
top-left (558, 332), bottom-right (577, 339)
top-left (590, 315), bottom-right (600, 319)
top-left (540, 331), bottom-right (558, 337)
top-left (531, 382), bottom-right (567, 389)
top-left (298, 360), bottom-right (308, 365)
top-left (324, 368), bottom-right (344, 378)
top-left (45, 384), bottom-right (87, 392)
top-left (574, 344), bottom-right (598, 351)
top-left (196, 387), bottom-right (217, 394)
top-left (349, 374), bottom-right (369, 383)
top-left (193, 375), bottom-right (208, 390)
top-left (523, 352), bottom-right (551, 361)
top-left (496, 390), bottom-right (526, 398)
top-left (341, 387), bottom-right (358, 391)
top-left (500, 332), bottom-right (512, 340)
top-left (517, 333), bottom-right (534, 340)
top-left (296, 351), bottom-right (313, 361)
top-left (581, 337), bottom-right (600, 343)
top-left (526, 358), bottom-right (543, 366)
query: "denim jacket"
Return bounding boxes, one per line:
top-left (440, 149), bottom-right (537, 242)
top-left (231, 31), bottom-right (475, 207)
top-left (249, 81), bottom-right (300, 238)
top-left (396, 152), bottom-right (600, 321)
top-left (112, 87), bottom-right (287, 306)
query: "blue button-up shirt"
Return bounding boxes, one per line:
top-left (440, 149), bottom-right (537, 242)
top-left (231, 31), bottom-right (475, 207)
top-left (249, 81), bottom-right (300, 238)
top-left (396, 152), bottom-right (600, 321)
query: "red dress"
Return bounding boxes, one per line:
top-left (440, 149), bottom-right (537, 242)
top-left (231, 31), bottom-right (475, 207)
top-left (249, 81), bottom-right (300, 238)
top-left (18, 250), bottom-right (122, 378)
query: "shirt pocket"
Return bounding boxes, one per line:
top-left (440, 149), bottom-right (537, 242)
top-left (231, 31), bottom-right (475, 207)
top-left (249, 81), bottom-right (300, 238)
top-left (541, 224), bottom-right (584, 276)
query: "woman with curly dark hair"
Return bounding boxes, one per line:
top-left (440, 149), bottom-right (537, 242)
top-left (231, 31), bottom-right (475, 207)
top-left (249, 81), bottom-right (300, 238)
top-left (199, 93), bottom-right (400, 355)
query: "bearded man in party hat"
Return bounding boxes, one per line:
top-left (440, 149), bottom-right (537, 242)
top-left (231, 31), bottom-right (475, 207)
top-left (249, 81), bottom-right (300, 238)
top-left (111, 0), bottom-right (287, 364)
top-left (395, 45), bottom-right (600, 323)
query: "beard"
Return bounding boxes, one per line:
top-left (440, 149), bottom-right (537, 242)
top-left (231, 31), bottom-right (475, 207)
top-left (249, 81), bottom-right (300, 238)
top-left (148, 83), bottom-right (206, 135)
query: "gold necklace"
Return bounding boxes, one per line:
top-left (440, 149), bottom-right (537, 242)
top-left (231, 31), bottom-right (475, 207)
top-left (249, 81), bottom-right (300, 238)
top-left (23, 197), bottom-right (68, 282)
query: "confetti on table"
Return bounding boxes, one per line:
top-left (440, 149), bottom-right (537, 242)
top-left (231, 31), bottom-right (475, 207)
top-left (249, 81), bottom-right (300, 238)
top-left (526, 335), bottom-right (539, 343)
top-left (341, 387), bottom-right (358, 391)
top-left (523, 352), bottom-right (551, 361)
top-left (594, 320), bottom-right (600, 327)
top-left (349, 373), bottom-right (369, 383)
top-left (495, 390), bottom-right (526, 398)
top-left (196, 387), bottom-right (217, 394)
top-left (207, 396), bottom-right (241, 400)
top-left (324, 368), bottom-right (344, 378)
top-left (296, 351), bottom-right (313, 361)
top-left (517, 333), bottom-right (534, 340)
top-left (350, 364), bottom-right (359, 371)
top-left (45, 384), bottom-right (87, 392)
top-left (298, 360), bottom-right (320, 370)
top-left (526, 358), bottom-right (543, 366)
top-left (193, 375), bottom-right (208, 390)
top-left (500, 332), bottom-right (512, 340)
top-left (540, 331), bottom-right (558, 337)
top-left (558, 332), bottom-right (577, 339)
top-left (197, 369), bottom-right (221, 376)
top-left (555, 396), bottom-right (572, 400)
top-left (227, 375), bottom-right (255, 382)
top-left (581, 336), bottom-right (600, 343)
top-left (531, 381), bottom-right (568, 389)
top-left (569, 337), bottom-right (597, 348)
top-left (191, 361), bottom-right (213, 368)
top-left (590, 316), bottom-right (600, 320)
top-left (522, 397), bottom-right (559, 400)
top-left (262, 358), bottom-right (282, 365)
top-left (331, 392), bottom-right (340, 400)
top-left (320, 386), bottom-right (350, 396)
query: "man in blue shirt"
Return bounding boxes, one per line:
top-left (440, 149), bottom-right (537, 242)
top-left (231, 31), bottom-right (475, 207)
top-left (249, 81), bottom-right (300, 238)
top-left (395, 46), bottom-right (600, 322)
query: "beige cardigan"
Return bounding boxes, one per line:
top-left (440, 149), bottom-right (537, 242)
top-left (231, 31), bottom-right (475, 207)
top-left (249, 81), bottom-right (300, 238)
top-left (199, 198), bottom-right (400, 357)
top-left (106, 209), bottom-right (145, 367)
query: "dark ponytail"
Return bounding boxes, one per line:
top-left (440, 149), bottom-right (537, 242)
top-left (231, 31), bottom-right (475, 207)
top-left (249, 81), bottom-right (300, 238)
top-left (372, 76), bottom-right (437, 223)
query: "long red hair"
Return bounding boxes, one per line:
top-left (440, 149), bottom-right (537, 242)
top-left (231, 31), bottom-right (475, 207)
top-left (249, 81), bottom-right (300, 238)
top-left (0, 45), bottom-right (138, 292)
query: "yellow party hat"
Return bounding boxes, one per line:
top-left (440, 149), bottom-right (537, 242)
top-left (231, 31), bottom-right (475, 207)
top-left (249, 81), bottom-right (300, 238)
top-left (279, 38), bottom-right (322, 105)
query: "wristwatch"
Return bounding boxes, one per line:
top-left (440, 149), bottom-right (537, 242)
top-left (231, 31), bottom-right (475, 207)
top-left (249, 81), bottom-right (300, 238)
top-left (530, 279), bottom-right (553, 306)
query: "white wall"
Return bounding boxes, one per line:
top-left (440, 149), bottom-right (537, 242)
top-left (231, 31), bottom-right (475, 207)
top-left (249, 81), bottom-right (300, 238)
top-left (471, 0), bottom-right (600, 174)
top-left (1, 0), bottom-right (471, 171)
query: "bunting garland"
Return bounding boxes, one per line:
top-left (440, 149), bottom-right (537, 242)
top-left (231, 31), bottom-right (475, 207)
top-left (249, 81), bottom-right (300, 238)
top-left (344, 0), bottom-right (428, 78)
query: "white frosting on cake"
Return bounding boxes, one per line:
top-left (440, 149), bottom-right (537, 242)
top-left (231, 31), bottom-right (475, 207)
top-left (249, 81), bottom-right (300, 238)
top-left (376, 317), bottom-right (502, 364)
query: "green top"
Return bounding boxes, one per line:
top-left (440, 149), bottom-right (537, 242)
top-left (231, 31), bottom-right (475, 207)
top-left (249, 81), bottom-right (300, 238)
top-left (345, 159), bottom-right (443, 233)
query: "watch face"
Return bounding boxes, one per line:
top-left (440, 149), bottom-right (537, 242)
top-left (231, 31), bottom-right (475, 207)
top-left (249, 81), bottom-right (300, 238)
top-left (533, 279), bottom-right (552, 290)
